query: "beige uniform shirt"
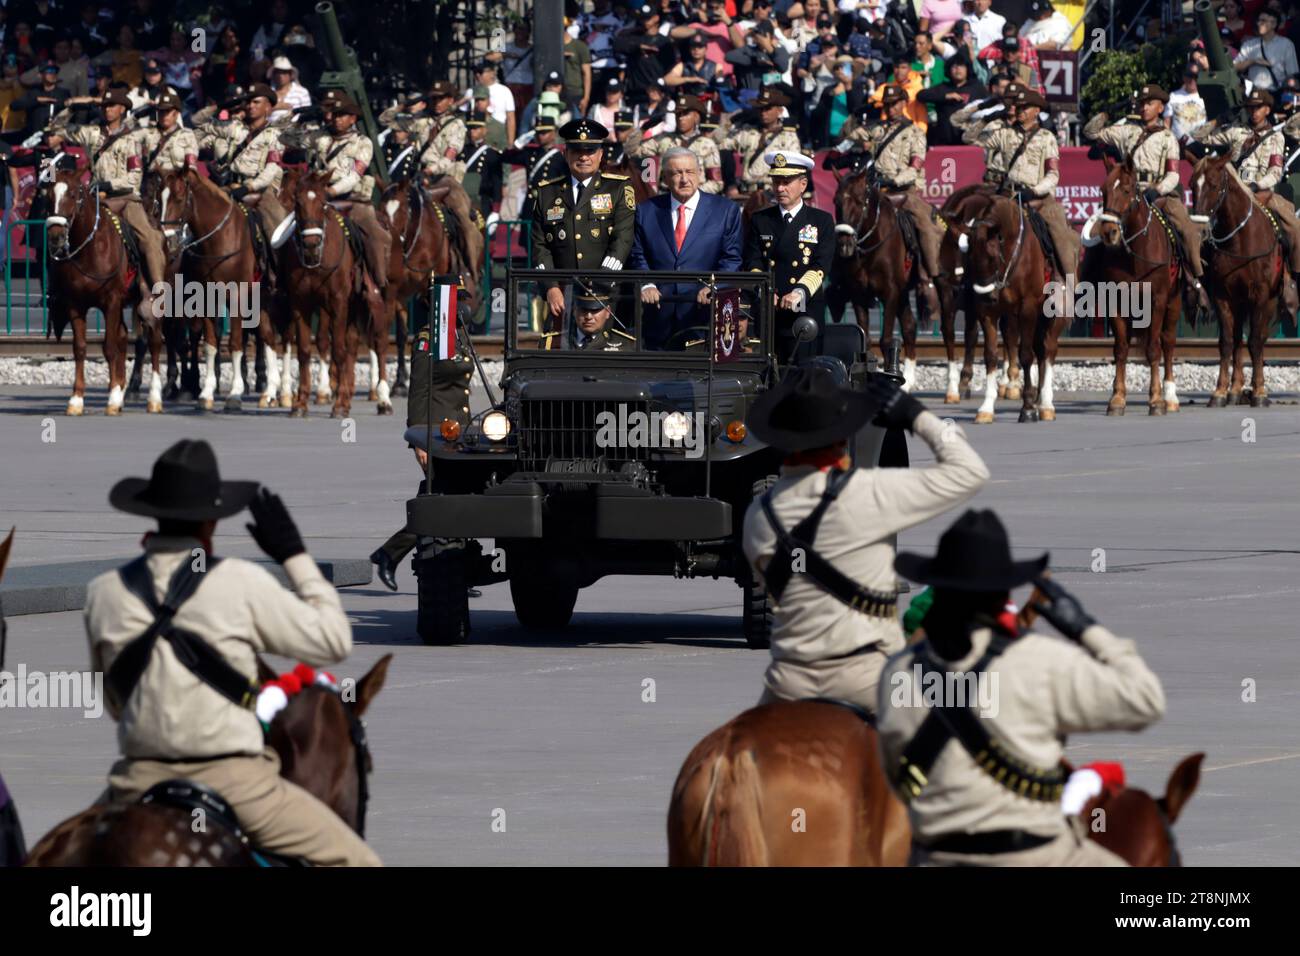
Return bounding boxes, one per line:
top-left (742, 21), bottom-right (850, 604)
top-left (877, 623), bottom-right (1165, 841)
top-left (1192, 123), bottom-right (1285, 192)
top-left (56, 120), bottom-right (143, 196)
top-left (856, 119), bottom-right (927, 189)
top-left (981, 124), bottom-right (1060, 197)
top-left (715, 123), bottom-right (802, 186)
top-left (85, 536), bottom-right (353, 761)
top-left (742, 412), bottom-right (990, 663)
top-left (197, 119), bottom-right (284, 194)
top-left (418, 112), bottom-right (468, 178)
top-left (626, 128), bottom-right (724, 193)
top-left (308, 129), bottom-right (375, 201)
top-left (139, 125), bottom-right (201, 175)
top-left (1090, 119), bottom-right (1181, 195)
top-left (378, 104), bottom-right (435, 146)
top-left (953, 103), bottom-right (1014, 177)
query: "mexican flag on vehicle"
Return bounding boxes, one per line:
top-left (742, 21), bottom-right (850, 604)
top-left (427, 283), bottom-right (458, 360)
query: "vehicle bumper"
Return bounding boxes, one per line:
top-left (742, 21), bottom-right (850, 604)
top-left (406, 482), bottom-right (734, 540)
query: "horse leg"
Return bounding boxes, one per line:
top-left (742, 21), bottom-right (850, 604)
top-left (1107, 313), bottom-right (1129, 416)
top-left (372, 293), bottom-right (393, 415)
top-left (67, 306), bottom-right (87, 416)
top-left (1016, 312), bottom-right (1038, 423)
top-left (1250, 302), bottom-right (1271, 407)
top-left (315, 312), bottom-right (333, 405)
top-left (126, 324), bottom-right (146, 398)
top-left (329, 299), bottom-right (353, 419)
top-left (1208, 297), bottom-right (1232, 407)
top-left (105, 301), bottom-right (127, 416)
top-left (291, 307), bottom-right (312, 417)
top-left (1144, 291), bottom-right (1166, 415)
top-left (974, 307), bottom-right (1000, 424)
top-left (225, 321), bottom-right (246, 413)
top-left (279, 319), bottom-right (295, 410)
top-left (1229, 303), bottom-right (1247, 405)
top-left (1161, 296), bottom-right (1181, 413)
top-left (198, 321), bottom-right (218, 411)
top-left (938, 283), bottom-right (960, 403)
top-left (901, 297), bottom-right (918, 393)
top-left (147, 318), bottom-right (164, 414)
top-left (960, 293), bottom-right (977, 398)
top-left (392, 301), bottom-right (409, 396)
top-left (163, 318), bottom-right (181, 400)
top-left (1039, 323), bottom-right (1057, 422)
top-left (258, 310), bottom-right (279, 409)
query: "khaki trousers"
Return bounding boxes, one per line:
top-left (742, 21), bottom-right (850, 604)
top-left (758, 642), bottom-right (898, 719)
top-left (107, 747), bottom-right (381, 867)
top-left (1154, 196), bottom-right (1204, 277)
top-left (116, 198), bottom-right (167, 289)
top-left (343, 201), bottom-right (393, 289)
top-left (897, 188), bottom-right (943, 280)
top-left (1264, 193), bottom-right (1300, 272)
top-left (911, 816), bottom-right (1128, 867)
top-left (1030, 196), bottom-right (1080, 277)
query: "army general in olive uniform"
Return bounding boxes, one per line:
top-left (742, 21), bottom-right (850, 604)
top-left (530, 117), bottom-right (637, 323)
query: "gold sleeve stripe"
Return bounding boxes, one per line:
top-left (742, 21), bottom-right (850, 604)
top-left (798, 270), bottom-right (824, 295)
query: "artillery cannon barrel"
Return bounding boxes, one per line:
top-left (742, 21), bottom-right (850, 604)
top-left (314, 1), bottom-right (388, 187)
top-left (1194, 0), bottom-right (1232, 73)
top-left (316, 0), bottom-right (355, 72)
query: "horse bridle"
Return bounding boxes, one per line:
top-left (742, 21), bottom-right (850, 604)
top-left (45, 178), bottom-right (127, 282)
top-left (1197, 168), bottom-right (1275, 263)
top-left (160, 177), bottom-right (240, 265)
top-left (293, 198), bottom-right (346, 274)
top-left (969, 194), bottom-right (1026, 293)
top-left (838, 169), bottom-right (887, 254)
top-left (343, 700), bottom-right (371, 839)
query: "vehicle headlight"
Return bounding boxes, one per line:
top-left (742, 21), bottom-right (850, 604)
top-left (661, 411), bottom-right (692, 443)
top-left (481, 410), bottom-right (511, 442)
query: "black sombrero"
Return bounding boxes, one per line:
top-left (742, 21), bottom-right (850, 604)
top-left (747, 366), bottom-right (880, 453)
top-left (109, 439), bottom-right (259, 521)
top-left (895, 509), bottom-right (1048, 591)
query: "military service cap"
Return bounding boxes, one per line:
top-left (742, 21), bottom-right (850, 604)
top-left (246, 82), bottom-right (278, 105)
top-left (675, 94), bottom-right (705, 115)
top-left (534, 114), bottom-right (557, 132)
top-left (880, 84), bottom-right (907, 106)
top-left (467, 111), bottom-right (488, 128)
top-left (1015, 88), bottom-right (1048, 110)
top-left (102, 89), bottom-right (131, 109)
top-left (766, 150), bottom-right (814, 177)
top-left (320, 88), bottom-right (361, 115)
top-left (428, 80), bottom-right (459, 100)
top-left (614, 110), bottom-right (635, 129)
top-left (753, 89), bottom-right (791, 109)
top-left (153, 92), bottom-right (183, 112)
top-left (560, 117), bottom-right (608, 147)
top-left (1244, 89), bottom-right (1274, 110)
top-left (1136, 84), bottom-right (1168, 105)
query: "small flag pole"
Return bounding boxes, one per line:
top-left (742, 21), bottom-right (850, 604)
top-left (705, 272), bottom-right (716, 500)
top-left (424, 277), bottom-right (436, 494)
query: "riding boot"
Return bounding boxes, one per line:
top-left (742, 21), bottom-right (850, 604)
top-left (126, 335), bottom-right (145, 397)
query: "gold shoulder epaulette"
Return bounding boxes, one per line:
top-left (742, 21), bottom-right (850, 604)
top-left (538, 176), bottom-right (567, 187)
top-left (611, 328), bottom-right (635, 340)
top-left (600, 172), bottom-right (629, 180)
top-left (684, 339), bottom-right (705, 348)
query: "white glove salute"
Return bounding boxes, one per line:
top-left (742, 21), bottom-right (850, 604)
top-left (602, 256), bottom-right (623, 271)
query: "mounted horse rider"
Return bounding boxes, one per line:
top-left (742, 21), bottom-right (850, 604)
top-left (50, 89), bottom-right (167, 323)
top-left (415, 80), bottom-right (482, 254)
top-left (302, 89), bottom-right (392, 293)
top-left (84, 439), bottom-right (379, 866)
top-left (977, 87), bottom-right (1078, 283)
top-left (625, 94), bottom-right (725, 194)
top-left (1083, 84), bottom-right (1208, 301)
top-left (953, 77), bottom-right (1024, 187)
top-left (140, 92), bottom-right (199, 181)
top-left (1191, 89), bottom-right (1300, 312)
top-left (879, 509), bottom-right (1166, 866)
top-left (192, 82), bottom-right (288, 287)
top-left (847, 84), bottom-right (945, 293)
top-left (714, 88), bottom-right (802, 198)
top-left (741, 366), bottom-right (990, 719)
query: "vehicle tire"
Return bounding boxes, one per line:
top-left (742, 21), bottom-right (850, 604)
top-left (741, 476), bottom-right (779, 649)
top-left (509, 572), bottom-right (579, 630)
top-left (416, 545), bottom-right (470, 646)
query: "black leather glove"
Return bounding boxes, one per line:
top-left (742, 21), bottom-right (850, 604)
top-left (1143, 187), bottom-right (1160, 204)
top-left (245, 488), bottom-right (306, 563)
top-left (866, 373), bottom-right (925, 430)
top-left (231, 185), bottom-right (248, 201)
top-left (1029, 576), bottom-right (1097, 642)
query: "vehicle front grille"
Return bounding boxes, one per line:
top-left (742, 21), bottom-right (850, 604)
top-left (518, 398), bottom-right (651, 472)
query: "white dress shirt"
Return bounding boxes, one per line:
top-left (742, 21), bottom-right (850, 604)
top-left (964, 9), bottom-right (1007, 52)
top-left (571, 175), bottom-right (593, 204)
top-left (779, 200), bottom-right (804, 223)
top-left (671, 189), bottom-right (701, 238)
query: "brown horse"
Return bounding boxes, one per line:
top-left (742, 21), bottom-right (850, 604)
top-left (965, 193), bottom-right (1061, 423)
top-left (281, 169), bottom-right (373, 418)
top-left (668, 700), bottom-right (910, 866)
top-left (1190, 153), bottom-right (1282, 407)
top-left (1083, 753), bottom-right (1203, 867)
top-left (1086, 159), bottom-right (1187, 416)
top-left (42, 166), bottom-right (161, 416)
top-left (158, 167), bottom-right (282, 411)
top-left (833, 170), bottom-right (931, 389)
top-left (603, 151), bottom-right (656, 204)
top-left (936, 185), bottom-right (999, 403)
top-left (25, 654), bottom-right (391, 866)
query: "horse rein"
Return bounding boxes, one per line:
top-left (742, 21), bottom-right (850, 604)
top-left (970, 194), bottom-right (1026, 293)
top-left (45, 179), bottom-right (127, 282)
top-left (1097, 187), bottom-right (1175, 268)
top-left (1198, 171), bottom-right (1276, 263)
top-left (162, 179), bottom-right (241, 266)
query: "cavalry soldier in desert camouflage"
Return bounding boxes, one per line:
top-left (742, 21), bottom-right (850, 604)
top-left (1193, 89), bottom-right (1300, 309)
top-left (980, 88), bottom-right (1078, 282)
top-left (715, 88), bottom-right (802, 197)
top-left (51, 89), bottom-right (167, 322)
top-left (626, 94), bottom-right (724, 194)
top-left (953, 77), bottom-right (1021, 186)
top-left (1084, 84), bottom-right (1206, 297)
top-left (850, 84), bottom-right (944, 292)
top-left (417, 80), bottom-right (468, 181)
top-left (302, 89), bottom-right (391, 292)
top-left (140, 93), bottom-right (199, 176)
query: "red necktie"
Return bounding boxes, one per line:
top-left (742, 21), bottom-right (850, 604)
top-left (675, 203), bottom-right (687, 252)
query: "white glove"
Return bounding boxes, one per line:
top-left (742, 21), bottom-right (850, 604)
top-left (602, 255), bottom-right (623, 271)
top-left (834, 139), bottom-right (853, 153)
top-left (21, 130), bottom-right (43, 149)
top-left (974, 104), bottom-right (1004, 120)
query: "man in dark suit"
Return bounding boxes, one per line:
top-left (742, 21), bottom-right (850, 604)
top-left (743, 150), bottom-right (837, 361)
top-left (629, 145), bottom-right (744, 350)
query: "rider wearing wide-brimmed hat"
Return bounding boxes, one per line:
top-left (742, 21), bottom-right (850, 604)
top-left (741, 368), bottom-right (990, 718)
top-left (85, 440), bottom-right (379, 866)
top-left (877, 509), bottom-right (1166, 867)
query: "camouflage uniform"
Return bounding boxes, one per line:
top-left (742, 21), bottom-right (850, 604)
top-left (1086, 113), bottom-right (1202, 276)
top-left (306, 127), bottom-right (392, 289)
top-left (194, 117), bottom-right (288, 241)
top-left (139, 124), bottom-right (200, 175)
top-left (854, 117), bottom-right (943, 280)
top-left (715, 122), bottom-right (802, 193)
top-left (953, 99), bottom-right (1015, 184)
top-left (626, 128), bottom-right (724, 194)
top-left (982, 122), bottom-right (1079, 278)
top-left (1194, 119), bottom-right (1300, 273)
top-left (418, 111), bottom-right (468, 180)
top-left (53, 112), bottom-right (166, 302)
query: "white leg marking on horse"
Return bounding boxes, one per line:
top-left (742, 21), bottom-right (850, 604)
top-left (378, 378), bottom-right (391, 406)
top-left (67, 394), bottom-right (84, 412)
top-left (369, 348), bottom-right (380, 389)
top-left (148, 370), bottom-right (163, 404)
top-left (1040, 363), bottom-right (1055, 410)
top-left (264, 344), bottom-right (280, 394)
top-left (107, 385), bottom-right (124, 410)
top-left (1164, 379), bottom-right (1179, 405)
top-left (1029, 363), bottom-right (1039, 388)
top-left (200, 343), bottom-right (217, 400)
top-left (281, 346), bottom-right (294, 400)
top-left (229, 351), bottom-right (244, 399)
top-left (978, 374), bottom-right (998, 415)
top-left (902, 357), bottom-right (917, 392)
top-left (997, 359), bottom-right (1008, 386)
top-left (946, 361), bottom-right (961, 397)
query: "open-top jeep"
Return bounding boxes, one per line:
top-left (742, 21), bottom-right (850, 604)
top-left (405, 269), bottom-right (901, 646)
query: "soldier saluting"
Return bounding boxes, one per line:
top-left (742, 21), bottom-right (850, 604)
top-left (530, 117), bottom-right (637, 322)
top-left (1084, 84), bottom-right (1207, 301)
top-left (625, 94), bottom-right (724, 194)
top-left (1193, 89), bottom-right (1300, 312)
top-left (715, 88), bottom-right (802, 198)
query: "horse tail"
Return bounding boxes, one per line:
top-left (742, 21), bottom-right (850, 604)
top-left (669, 733), bottom-right (768, 867)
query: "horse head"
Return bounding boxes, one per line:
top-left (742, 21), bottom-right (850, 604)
top-left (1097, 158), bottom-right (1140, 249)
top-left (379, 179), bottom-right (411, 235)
top-left (157, 166), bottom-right (197, 255)
top-left (293, 170), bottom-right (335, 267)
top-left (261, 653), bottom-right (392, 836)
top-left (966, 194), bottom-right (1020, 295)
top-left (1083, 753), bottom-right (1203, 866)
top-left (833, 168), bottom-right (875, 258)
top-left (1190, 151), bottom-right (1235, 228)
top-left (42, 166), bottom-right (88, 257)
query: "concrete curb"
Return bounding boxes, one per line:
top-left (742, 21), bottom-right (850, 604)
top-left (0, 557), bottom-right (373, 617)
